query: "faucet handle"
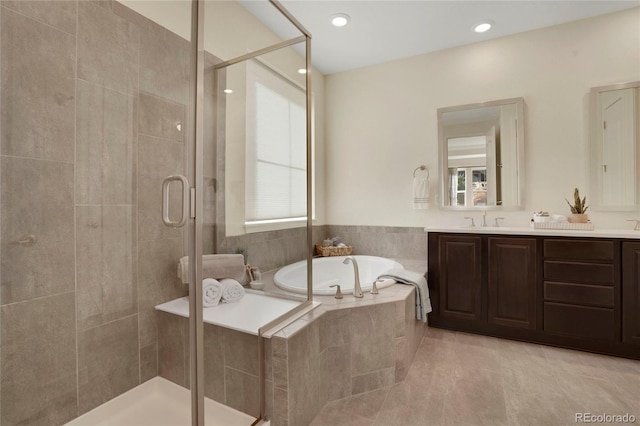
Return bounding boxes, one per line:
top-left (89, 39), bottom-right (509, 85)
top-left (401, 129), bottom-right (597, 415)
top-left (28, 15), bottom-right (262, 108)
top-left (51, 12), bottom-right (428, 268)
top-left (494, 217), bottom-right (505, 227)
top-left (329, 284), bottom-right (343, 299)
top-left (464, 217), bottom-right (475, 227)
top-left (626, 219), bottom-right (640, 231)
top-left (371, 280), bottom-right (380, 295)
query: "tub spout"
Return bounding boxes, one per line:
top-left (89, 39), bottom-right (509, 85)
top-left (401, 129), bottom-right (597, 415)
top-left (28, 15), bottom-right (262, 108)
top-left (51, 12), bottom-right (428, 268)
top-left (343, 256), bottom-right (363, 298)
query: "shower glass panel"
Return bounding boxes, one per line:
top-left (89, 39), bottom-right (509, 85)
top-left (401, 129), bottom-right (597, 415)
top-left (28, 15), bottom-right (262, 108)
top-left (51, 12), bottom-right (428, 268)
top-left (199, 1), bottom-right (312, 423)
top-left (0, 0), bottom-right (195, 424)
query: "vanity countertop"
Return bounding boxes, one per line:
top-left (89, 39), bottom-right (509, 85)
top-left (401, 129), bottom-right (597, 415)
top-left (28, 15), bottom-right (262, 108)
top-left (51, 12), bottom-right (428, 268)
top-left (424, 225), bottom-right (640, 239)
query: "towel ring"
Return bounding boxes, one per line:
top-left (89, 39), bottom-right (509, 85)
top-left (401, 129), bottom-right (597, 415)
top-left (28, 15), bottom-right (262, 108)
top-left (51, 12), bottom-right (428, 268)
top-left (413, 165), bottom-right (429, 178)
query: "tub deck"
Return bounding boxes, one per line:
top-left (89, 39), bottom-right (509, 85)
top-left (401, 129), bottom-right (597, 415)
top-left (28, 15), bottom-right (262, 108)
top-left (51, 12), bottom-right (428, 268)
top-left (155, 290), bottom-right (305, 335)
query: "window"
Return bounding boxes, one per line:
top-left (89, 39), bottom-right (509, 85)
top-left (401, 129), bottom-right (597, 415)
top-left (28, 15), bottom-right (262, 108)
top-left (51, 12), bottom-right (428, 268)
top-left (245, 60), bottom-right (307, 225)
top-left (449, 167), bottom-right (487, 207)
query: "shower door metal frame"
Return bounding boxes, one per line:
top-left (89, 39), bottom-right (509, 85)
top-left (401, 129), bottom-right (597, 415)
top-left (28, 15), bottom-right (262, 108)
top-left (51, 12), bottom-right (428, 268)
top-left (187, 1), bottom-right (313, 425)
top-left (188, 1), bottom-right (206, 425)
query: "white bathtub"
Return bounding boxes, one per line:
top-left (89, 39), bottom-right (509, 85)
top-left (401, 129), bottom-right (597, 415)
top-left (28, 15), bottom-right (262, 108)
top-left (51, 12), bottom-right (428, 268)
top-left (273, 255), bottom-right (402, 295)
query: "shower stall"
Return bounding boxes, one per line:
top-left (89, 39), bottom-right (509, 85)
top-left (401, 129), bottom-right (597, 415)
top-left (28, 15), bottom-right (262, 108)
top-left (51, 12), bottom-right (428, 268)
top-left (0, 0), bottom-right (313, 425)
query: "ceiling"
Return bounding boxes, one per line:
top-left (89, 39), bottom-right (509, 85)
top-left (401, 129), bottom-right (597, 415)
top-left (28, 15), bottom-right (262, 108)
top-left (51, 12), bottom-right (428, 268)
top-left (239, 0), bottom-right (639, 75)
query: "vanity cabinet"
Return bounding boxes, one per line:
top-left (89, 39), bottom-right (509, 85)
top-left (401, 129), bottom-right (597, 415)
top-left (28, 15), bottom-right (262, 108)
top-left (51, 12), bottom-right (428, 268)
top-left (428, 234), bottom-right (536, 330)
top-left (428, 232), bottom-right (640, 359)
top-left (488, 237), bottom-right (537, 329)
top-left (436, 234), bottom-right (482, 322)
top-left (623, 242), bottom-right (640, 346)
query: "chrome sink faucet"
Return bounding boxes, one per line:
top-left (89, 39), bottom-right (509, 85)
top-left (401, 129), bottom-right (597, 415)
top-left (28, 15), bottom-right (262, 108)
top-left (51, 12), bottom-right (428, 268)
top-left (627, 219), bottom-right (640, 231)
top-left (343, 256), bottom-right (363, 298)
top-left (482, 210), bottom-right (488, 227)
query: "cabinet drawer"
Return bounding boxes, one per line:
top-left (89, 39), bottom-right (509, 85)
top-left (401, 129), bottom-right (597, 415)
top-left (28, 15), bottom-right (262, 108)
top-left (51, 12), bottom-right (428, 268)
top-left (544, 261), bottom-right (614, 284)
top-left (544, 239), bottom-right (614, 261)
top-left (544, 302), bottom-right (614, 341)
top-left (544, 281), bottom-right (614, 307)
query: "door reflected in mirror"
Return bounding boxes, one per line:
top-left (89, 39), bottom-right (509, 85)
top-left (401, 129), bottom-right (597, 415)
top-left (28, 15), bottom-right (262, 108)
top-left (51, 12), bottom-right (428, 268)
top-left (590, 81), bottom-right (640, 211)
top-left (438, 98), bottom-right (525, 210)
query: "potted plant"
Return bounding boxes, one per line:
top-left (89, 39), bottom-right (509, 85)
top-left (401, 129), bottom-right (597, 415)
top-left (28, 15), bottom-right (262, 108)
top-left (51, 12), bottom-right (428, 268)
top-left (565, 187), bottom-right (589, 223)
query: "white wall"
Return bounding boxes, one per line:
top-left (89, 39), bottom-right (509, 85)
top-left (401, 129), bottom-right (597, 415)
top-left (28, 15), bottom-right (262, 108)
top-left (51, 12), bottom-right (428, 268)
top-left (324, 7), bottom-right (640, 229)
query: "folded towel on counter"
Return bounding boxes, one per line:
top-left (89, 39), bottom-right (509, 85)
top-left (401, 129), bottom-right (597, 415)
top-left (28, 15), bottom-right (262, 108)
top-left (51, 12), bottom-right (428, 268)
top-left (413, 176), bottom-right (430, 210)
top-left (177, 254), bottom-right (246, 284)
top-left (219, 278), bottom-right (245, 303)
top-left (377, 268), bottom-right (432, 322)
top-left (202, 278), bottom-right (223, 308)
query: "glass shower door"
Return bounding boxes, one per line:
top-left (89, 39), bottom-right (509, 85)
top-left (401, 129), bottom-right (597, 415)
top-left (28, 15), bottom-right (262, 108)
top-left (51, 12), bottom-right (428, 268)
top-left (0, 0), bottom-right (197, 424)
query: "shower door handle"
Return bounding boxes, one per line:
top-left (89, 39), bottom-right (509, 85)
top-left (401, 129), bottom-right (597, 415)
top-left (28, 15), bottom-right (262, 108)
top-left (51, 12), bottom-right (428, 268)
top-left (162, 175), bottom-right (190, 228)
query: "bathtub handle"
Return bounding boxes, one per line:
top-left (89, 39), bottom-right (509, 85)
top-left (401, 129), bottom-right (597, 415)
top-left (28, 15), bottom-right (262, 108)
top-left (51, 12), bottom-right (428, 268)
top-left (329, 284), bottom-right (343, 299)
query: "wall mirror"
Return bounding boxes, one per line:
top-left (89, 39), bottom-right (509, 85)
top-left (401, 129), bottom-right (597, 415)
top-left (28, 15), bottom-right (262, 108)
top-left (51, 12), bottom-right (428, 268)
top-left (438, 97), bottom-right (525, 210)
top-left (590, 81), bottom-right (639, 211)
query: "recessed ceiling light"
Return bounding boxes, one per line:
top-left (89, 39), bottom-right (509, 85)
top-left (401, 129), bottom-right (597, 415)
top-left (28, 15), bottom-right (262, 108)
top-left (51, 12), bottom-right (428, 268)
top-left (297, 68), bottom-right (307, 74)
top-left (223, 89), bottom-right (233, 94)
top-left (474, 21), bottom-right (493, 33)
top-left (331, 13), bottom-right (350, 27)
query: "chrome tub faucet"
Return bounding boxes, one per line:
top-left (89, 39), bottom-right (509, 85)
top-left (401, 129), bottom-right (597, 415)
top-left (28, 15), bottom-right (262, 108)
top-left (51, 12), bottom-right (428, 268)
top-left (343, 256), bottom-right (363, 298)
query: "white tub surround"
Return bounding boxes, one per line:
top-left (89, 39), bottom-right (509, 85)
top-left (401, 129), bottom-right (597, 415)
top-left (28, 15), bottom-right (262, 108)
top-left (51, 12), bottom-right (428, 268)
top-left (425, 226), bottom-right (640, 239)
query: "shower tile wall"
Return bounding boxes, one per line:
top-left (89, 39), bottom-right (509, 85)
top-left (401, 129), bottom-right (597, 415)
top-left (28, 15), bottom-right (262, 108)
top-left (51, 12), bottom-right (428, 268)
top-left (156, 311), bottom-right (263, 418)
top-left (0, 2), bottom-right (188, 423)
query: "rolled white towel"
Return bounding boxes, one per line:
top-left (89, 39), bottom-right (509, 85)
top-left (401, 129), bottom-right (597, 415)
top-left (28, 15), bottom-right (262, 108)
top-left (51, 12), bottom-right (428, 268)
top-left (203, 278), bottom-right (223, 308)
top-left (219, 278), bottom-right (245, 303)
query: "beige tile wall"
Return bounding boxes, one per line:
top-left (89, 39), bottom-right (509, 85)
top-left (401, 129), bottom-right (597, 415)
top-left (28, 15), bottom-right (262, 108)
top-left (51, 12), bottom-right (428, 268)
top-left (317, 225), bottom-right (428, 260)
top-left (271, 296), bottom-right (425, 426)
top-left (157, 312), bottom-right (263, 417)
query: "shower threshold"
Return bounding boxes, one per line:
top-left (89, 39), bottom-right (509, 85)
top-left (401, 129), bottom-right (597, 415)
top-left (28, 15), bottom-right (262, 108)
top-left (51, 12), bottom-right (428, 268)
top-left (65, 376), bottom-right (260, 426)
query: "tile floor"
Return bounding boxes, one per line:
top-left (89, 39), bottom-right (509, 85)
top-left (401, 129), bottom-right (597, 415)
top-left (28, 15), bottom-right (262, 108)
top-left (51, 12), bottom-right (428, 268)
top-left (310, 327), bottom-right (640, 426)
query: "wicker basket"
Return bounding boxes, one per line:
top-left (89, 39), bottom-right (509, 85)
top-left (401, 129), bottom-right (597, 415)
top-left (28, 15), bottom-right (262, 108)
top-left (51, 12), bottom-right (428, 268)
top-left (315, 244), bottom-right (353, 257)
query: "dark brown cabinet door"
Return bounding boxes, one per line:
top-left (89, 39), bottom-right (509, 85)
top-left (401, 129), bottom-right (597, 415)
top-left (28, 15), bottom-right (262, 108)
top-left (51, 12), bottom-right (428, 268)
top-left (438, 235), bottom-right (482, 321)
top-left (488, 237), bottom-right (537, 329)
top-left (623, 242), bottom-right (640, 346)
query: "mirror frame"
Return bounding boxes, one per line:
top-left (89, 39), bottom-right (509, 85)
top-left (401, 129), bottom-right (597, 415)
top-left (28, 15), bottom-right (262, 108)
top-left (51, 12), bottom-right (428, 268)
top-left (589, 81), bottom-right (640, 212)
top-left (438, 97), bottom-right (525, 211)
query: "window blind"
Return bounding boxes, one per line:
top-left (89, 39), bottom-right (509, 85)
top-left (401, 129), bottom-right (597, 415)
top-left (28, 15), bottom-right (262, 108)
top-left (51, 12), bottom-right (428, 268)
top-left (245, 60), bottom-right (306, 223)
